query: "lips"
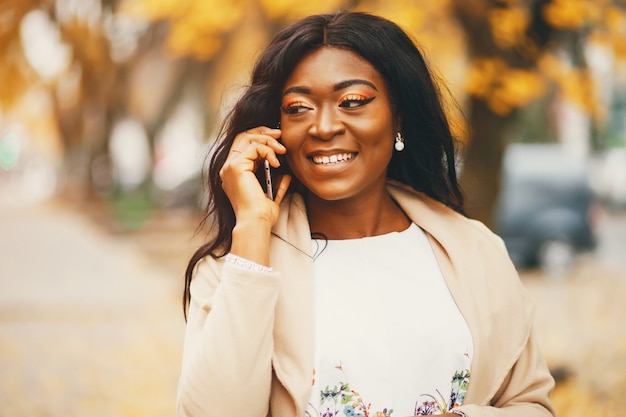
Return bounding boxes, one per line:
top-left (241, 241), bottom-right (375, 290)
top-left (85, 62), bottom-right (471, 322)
top-left (311, 152), bottom-right (355, 165)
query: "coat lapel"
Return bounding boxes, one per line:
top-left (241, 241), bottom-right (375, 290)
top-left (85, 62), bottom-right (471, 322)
top-left (388, 182), bottom-right (535, 404)
top-left (268, 183), bottom-right (535, 414)
top-left (269, 193), bottom-right (315, 417)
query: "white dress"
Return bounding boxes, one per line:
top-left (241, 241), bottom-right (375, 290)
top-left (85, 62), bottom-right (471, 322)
top-left (307, 223), bottom-right (473, 417)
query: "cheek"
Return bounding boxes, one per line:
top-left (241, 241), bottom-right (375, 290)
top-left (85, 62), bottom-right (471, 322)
top-left (278, 127), bottom-right (305, 172)
top-left (352, 124), bottom-right (394, 150)
top-left (278, 123), bottom-right (304, 152)
top-left (349, 106), bottom-right (395, 141)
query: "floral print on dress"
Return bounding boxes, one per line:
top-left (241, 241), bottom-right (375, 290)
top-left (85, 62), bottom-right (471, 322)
top-left (306, 364), bottom-right (393, 417)
top-left (306, 364), bottom-right (470, 417)
top-left (413, 370), bottom-right (470, 415)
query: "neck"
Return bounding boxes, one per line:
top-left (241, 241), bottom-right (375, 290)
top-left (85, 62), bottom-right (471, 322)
top-left (306, 187), bottom-right (410, 240)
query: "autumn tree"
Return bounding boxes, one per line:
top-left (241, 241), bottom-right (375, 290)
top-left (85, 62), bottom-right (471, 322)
top-left (0, 0), bottom-right (40, 110)
top-left (3, 0), bottom-right (625, 227)
top-left (449, 0), bottom-right (626, 226)
top-left (132, 0), bottom-right (625, 227)
top-left (0, 0), bottom-right (147, 197)
top-left (450, 0), bottom-right (554, 226)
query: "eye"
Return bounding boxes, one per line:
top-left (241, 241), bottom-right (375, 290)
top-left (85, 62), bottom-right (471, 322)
top-left (281, 101), bottom-right (312, 115)
top-left (338, 95), bottom-right (376, 108)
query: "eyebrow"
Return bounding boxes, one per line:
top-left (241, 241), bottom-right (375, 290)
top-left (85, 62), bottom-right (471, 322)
top-left (282, 79), bottom-right (379, 96)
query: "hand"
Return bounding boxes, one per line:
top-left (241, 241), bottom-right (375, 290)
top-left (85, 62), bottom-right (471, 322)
top-left (219, 126), bottom-right (292, 227)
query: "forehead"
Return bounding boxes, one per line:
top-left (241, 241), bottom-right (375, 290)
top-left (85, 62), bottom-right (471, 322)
top-left (284, 47), bottom-right (385, 91)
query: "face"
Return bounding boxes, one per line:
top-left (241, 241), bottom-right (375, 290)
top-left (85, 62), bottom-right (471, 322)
top-left (280, 47), bottom-right (398, 203)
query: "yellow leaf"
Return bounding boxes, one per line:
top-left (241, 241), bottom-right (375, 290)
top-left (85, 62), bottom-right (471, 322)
top-left (488, 92), bottom-right (514, 116)
top-left (0, 42), bottom-right (36, 108)
top-left (605, 6), bottom-right (626, 34)
top-left (488, 7), bottom-right (529, 49)
top-left (500, 68), bottom-right (545, 107)
top-left (467, 58), bottom-right (545, 115)
top-left (260, 0), bottom-right (346, 21)
top-left (357, 0), bottom-right (450, 33)
top-left (542, 0), bottom-right (593, 30)
top-left (466, 58), bottom-right (506, 98)
top-left (614, 37), bottom-right (626, 60)
top-left (538, 53), bottom-right (565, 79)
top-left (121, 0), bottom-right (245, 59)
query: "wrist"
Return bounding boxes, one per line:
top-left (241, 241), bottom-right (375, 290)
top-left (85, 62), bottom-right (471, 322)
top-left (231, 219), bottom-right (273, 266)
top-left (234, 207), bottom-right (276, 227)
top-left (232, 219), bottom-right (273, 245)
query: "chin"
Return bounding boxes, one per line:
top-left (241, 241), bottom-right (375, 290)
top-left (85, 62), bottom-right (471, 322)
top-left (305, 184), bottom-right (359, 202)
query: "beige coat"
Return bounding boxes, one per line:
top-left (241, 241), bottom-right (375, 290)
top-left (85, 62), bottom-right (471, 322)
top-left (177, 182), bottom-right (556, 417)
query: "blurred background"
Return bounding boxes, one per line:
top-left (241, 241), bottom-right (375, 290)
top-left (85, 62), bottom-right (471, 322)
top-left (1, 0), bottom-right (625, 415)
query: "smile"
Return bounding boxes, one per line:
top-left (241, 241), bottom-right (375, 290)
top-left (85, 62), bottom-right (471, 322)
top-left (311, 153), bottom-right (355, 165)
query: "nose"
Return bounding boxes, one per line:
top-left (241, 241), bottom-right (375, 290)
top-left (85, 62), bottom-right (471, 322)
top-left (308, 103), bottom-right (344, 141)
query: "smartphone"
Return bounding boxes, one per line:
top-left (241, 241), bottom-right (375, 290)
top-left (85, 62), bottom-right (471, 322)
top-left (264, 159), bottom-right (274, 200)
top-left (257, 152), bottom-right (289, 200)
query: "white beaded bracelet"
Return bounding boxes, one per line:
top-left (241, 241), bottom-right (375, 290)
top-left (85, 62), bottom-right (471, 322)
top-left (224, 253), bottom-right (273, 273)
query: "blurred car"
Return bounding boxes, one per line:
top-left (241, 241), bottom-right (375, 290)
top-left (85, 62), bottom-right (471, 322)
top-left (589, 147), bottom-right (626, 208)
top-left (494, 143), bottom-right (599, 274)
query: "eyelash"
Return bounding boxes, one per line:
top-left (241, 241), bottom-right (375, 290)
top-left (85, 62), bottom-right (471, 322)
top-left (339, 95), bottom-right (375, 108)
top-left (280, 95), bottom-right (376, 114)
top-left (281, 102), bottom-right (311, 115)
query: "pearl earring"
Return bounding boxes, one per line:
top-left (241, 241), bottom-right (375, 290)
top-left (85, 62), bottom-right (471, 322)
top-left (394, 132), bottom-right (405, 152)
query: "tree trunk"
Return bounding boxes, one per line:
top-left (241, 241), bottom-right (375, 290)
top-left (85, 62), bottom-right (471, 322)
top-left (459, 97), bottom-right (515, 228)
top-left (451, 0), bottom-right (556, 228)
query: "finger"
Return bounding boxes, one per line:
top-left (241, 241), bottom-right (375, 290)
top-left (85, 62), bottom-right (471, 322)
top-left (245, 126), bottom-right (282, 138)
top-left (230, 142), bottom-right (283, 168)
top-left (273, 175), bottom-right (292, 205)
top-left (233, 128), bottom-right (284, 152)
top-left (236, 127), bottom-right (279, 145)
top-left (220, 150), bottom-right (257, 181)
top-left (242, 136), bottom-right (285, 152)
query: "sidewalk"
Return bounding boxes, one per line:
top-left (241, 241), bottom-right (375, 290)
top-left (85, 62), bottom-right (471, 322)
top-left (520, 210), bottom-right (626, 417)
top-left (0, 199), bottom-right (193, 416)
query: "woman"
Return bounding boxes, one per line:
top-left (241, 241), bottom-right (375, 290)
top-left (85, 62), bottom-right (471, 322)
top-left (177, 11), bottom-right (555, 417)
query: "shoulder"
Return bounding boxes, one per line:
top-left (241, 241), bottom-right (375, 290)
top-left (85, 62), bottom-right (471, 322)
top-left (387, 180), bottom-right (529, 312)
top-left (387, 182), bottom-right (536, 326)
top-left (387, 180), bottom-right (509, 257)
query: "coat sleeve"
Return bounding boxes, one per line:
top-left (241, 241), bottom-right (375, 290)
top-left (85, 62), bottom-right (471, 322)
top-left (455, 328), bottom-right (556, 417)
top-left (457, 222), bottom-right (556, 417)
top-left (176, 257), bottom-right (280, 417)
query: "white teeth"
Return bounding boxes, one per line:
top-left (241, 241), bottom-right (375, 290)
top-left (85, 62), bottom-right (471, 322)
top-left (312, 153), bottom-right (353, 165)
